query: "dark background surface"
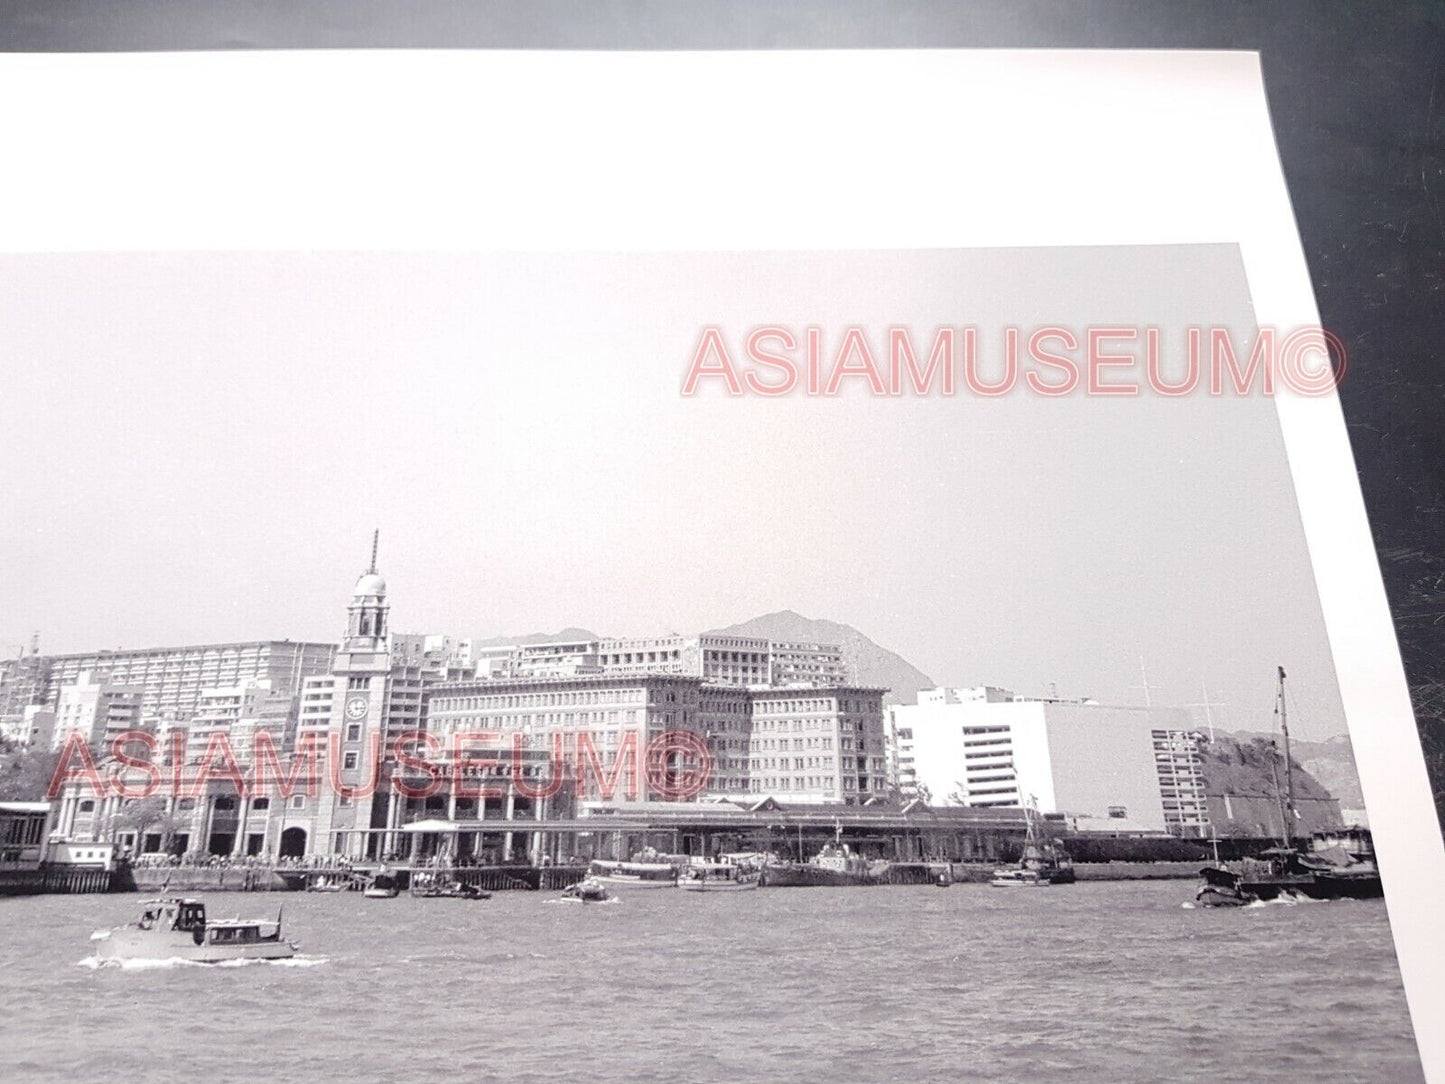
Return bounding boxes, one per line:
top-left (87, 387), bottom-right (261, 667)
top-left (3, 2), bottom-right (1442, 826)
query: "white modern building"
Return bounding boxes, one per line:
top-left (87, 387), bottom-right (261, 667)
top-left (51, 671), bottom-right (144, 751)
top-left (888, 688), bottom-right (1210, 836)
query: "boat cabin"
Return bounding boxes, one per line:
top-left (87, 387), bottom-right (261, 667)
top-left (136, 898), bottom-right (206, 933)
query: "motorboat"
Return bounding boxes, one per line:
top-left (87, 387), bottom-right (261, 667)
top-left (587, 859), bottom-right (679, 889)
top-left (363, 871), bottom-right (401, 898)
top-left (560, 876), bottom-right (612, 903)
top-left (679, 861), bottom-right (761, 892)
top-left (91, 897), bottom-right (298, 963)
top-left (411, 870), bottom-right (491, 899)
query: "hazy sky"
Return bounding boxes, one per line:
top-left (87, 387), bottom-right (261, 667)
top-left (0, 247), bottom-right (1349, 739)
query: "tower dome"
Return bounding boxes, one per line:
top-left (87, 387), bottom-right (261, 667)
top-left (354, 572), bottom-right (387, 597)
top-left (344, 529), bottom-right (390, 649)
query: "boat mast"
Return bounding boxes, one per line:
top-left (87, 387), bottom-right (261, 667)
top-left (1267, 749), bottom-right (1288, 849)
top-left (1278, 666), bottom-right (1297, 847)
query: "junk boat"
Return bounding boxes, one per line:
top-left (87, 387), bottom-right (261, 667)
top-left (587, 859), bottom-right (680, 889)
top-left (990, 799), bottom-right (1074, 887)
top-left (560, 876), bottom-right (612, 903)
top-left (91, 897), bottom-right (298, 964)
top-left (680, 860), bottom-right (761, 892)
top-left (1195, 669), bottom-right (1383, 907)
top-left (1196, 827), bottom-right (1383, 906)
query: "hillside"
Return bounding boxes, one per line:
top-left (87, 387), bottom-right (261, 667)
top-left (1198, 733), bottom-right (1345, 837)
top-left (709, 610), bottom-right (935, 705)
top-left (471, 628), bottom-right (601, 647)
top-left (1223, 729), bottom-right (1364, 809)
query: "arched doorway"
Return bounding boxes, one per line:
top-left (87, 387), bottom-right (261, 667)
top-left (279, 827), bottom-right (307, 859)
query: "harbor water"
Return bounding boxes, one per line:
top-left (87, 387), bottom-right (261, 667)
top-left (0, 882), bottom-right (1422, 1082)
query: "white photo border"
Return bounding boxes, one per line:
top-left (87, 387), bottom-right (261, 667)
top-left (1, 47), bottom-right (1439, 1072)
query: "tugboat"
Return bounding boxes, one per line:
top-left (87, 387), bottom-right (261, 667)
top-left (679, 860), bottom-right (761, 892)
top-left (560, 876), bottom-right (612, 903)
top-left (990, 799), bottom-right (1074, 887)
top-left (1196, 864), bottom-right (1257, 907)
top-left (759, 826), bottom-right (885, 887)
top-left (91, 898), bottom-right (298, 964)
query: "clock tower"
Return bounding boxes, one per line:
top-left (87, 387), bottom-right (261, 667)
top-left (309, 530), bottom-right (406, 860)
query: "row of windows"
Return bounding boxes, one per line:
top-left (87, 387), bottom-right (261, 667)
top-left (436, 687), bottom-right (655, 712)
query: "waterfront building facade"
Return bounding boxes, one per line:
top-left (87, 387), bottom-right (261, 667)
top-left (41, 541), bottom-right (879, 863)
top-left (426, 672), bottom-right (711, 803)
top-left (888, 690), bottom-right (1212, 836)
top-left (743, 686), bottom-right (888, 801)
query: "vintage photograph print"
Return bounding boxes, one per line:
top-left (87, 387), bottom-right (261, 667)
top-left (0, 245), bottom-right (1426, 1081)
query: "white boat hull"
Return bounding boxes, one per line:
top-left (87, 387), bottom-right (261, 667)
top-left (592, 874), bottom-right (677, 890)
top-left (678, 878), bottom-right (759, 892)
top-left (93, 928), bottom-right (296, 963)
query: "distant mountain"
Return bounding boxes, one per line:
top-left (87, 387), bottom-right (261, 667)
top-left (709, 610), bottom-right (935, 705)
top-left (1222, 729), bottom-right (1364, 809)
top-left (471, 628), bottom-right (601, 647)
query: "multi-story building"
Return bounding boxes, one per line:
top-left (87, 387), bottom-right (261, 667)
top-left (181, 680), bottom-right (297, 765)
top-left (744, 686), bottom-right (889, 802)
top-left (888, 689), bottom-right (1211, 836)
top-left (390, 634), bottom-right (489, 681)
top-left (427, 672), bottom-right (710, 803)
top-left (44, 542), bottom-right (879, 862)
top-left (51, 671), bottom-right (144, 751)
top-left (574, 633), bottom-right (841, 688)
top-left (0, 650), bottom-right (50, 716)
top-left (689, 634), bottom-right (771, 685)
top-left (0, 705), bottom-right (55, 749)
top-left (34, 640), bottom-right (334, 722)
top-left (595, 635), bottom-right (687, 677)
top-left (428, 675), bottom-right (889, 806)
top-left (769, 641), bottom-right (847, 686)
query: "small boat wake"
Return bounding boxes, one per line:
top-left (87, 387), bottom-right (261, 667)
top-left (1244, 892), bottom-right (1328, 909)
top-left (547, 896), bottom-right (620, 906)
top-left (79, 954), bottom-right (329, 970)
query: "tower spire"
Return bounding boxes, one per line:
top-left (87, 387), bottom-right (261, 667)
top-left (369, 529), bottom-right (379, 575)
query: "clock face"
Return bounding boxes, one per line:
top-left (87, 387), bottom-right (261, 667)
top-left (344, 695), bottom-right (369, 721)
